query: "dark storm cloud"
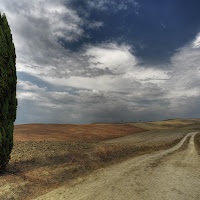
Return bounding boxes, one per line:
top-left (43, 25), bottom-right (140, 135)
top-left (16, 80), bottom-right (170, 124)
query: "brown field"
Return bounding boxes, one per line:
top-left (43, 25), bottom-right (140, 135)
top-left (0, 119), bottom-right (200, 200)
top-left (14, 123), bottom-right (145, 142)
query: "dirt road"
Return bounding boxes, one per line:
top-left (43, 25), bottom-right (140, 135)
top-left (33, 132), bottom-right (200, 200)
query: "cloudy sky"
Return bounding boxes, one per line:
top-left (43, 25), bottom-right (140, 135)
top-left (1, 0), bottom-right (200, 124)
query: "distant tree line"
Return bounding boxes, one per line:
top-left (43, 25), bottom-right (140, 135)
top-left (0, 13), bottom-right (17, 171)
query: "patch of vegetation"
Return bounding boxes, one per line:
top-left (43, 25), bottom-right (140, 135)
top-left (94, 137), bottom-right (183, 163)
top-left (194, 133), bottom-right (200, 154)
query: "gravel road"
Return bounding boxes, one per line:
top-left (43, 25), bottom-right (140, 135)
top-left (33, 132), bottom-right (200, 200)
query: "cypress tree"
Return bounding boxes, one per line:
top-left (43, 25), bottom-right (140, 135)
top-left (0, 13), bottom-right (17, 171)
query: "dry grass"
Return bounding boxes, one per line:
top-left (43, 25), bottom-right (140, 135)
top-left (94, 137), bottom-right (183, 163)
top-left (148, 135), bottom-right (191, 168)
top-left (1, 141), bottom-right (95, 200)
top-left (131, 119), bottom-right (200, 131)
top-left (0, 136), bottom-right (185, 200)
top-left (194, 133), bottom-right (200, 155)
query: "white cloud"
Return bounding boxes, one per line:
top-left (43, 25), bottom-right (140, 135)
top-left (86, 0), bottom-right (140, 14)
top-left (161, 33), bottom-right (200, 115)
top-left (85, 43), bottom-right (137, 72)
top-left (17, 80), bottom-right (46, 101)
top-left (1, 0), bottom-right (85, 41)
top-left (0, 0), bottom-right (104, 77)
top-left (85, 43), bottom-right (169, 83)
top-left (169, 44), bottom-right (200, 96)
top-left (17, 80), bottom-right (42, 91)
top-left (38, 43), bottom-right (169, 93)
top-left (193, 33), bottom-right (200, 48)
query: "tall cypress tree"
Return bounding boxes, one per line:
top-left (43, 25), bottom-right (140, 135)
top-left (0, 13), bottom-right (17, 171)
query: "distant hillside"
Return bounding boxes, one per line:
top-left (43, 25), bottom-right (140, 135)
top-left (130, 119), bottom-right (200, 130)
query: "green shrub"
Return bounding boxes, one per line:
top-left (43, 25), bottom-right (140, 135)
top-left (0, 13), bottom-right (17, 171)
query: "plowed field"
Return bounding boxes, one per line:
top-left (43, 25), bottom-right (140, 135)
top-left (14, 123), bottom-right (145, 142)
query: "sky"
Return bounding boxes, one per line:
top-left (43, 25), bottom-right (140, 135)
top-left (1, 0), bottom-right (200, 124)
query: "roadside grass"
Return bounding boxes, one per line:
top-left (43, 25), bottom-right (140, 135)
top-left (194, 133), bottom-right (200, 154)
top-left (0, 136), bottom-right (185, 200)
top-left (149, 135), bottom-right (191, 168)
top-left (94, 137), bottom-right (183, 163)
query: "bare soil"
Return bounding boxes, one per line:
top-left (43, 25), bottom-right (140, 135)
top-left (14, 123), bottom-right (145, 142)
